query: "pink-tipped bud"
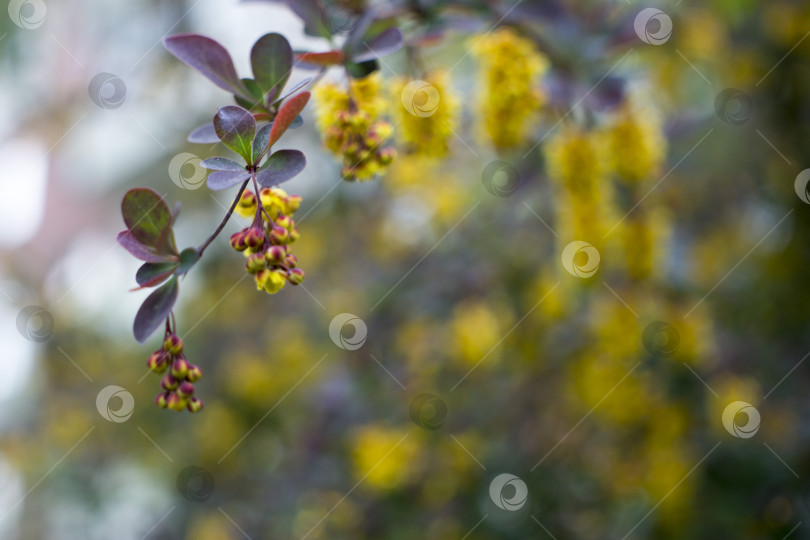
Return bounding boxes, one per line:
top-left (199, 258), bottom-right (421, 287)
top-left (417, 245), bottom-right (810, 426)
top-left (163, 334), bottom-right (184, 355)
top-left (265, 245), bottom-right (286, 266)
top-left (270, 225), bottom-right (289, 244)
top-left (166, 392), bottom-right (187, 412)
top-left (285, 195), bottom-right (302, 214)
top-left (186, 364), bottom-right (202, 383)
top-left (284, 254), bottom-right (298, 269)
top-left (246, 252), bottom-right (267, 274)
top-left (287, 268), bottom-right (305, 285)
top-left (177, 381), bottom-right (195, 397)
top-left (244, 226), bottom-right (265, 249)
top-left (187, 397), bottom-right (204, 413)
top-left (379, 147), bottom-right (396, 165)
top-left (147, 351), bottom-right (168, 373)
top-left (288, 228), bottom-right (300, 243)
top-left (275, 214), bottom-right (293, 230)
top-left (161, 374), bottom-right (180, 391)
top-left (230, 231), bottom-right (248, 251)
top-left (155, 392), bottom-right (169, 408)
top-left (171, 357), bottom-right (190, 380)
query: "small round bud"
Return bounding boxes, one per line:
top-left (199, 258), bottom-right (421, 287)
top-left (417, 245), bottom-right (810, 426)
top-left (187, 397), bottom-right (204, 413)
top-left (284, 254), bottom-right (298, 269)
top-left (161, 374), bottom-right (180, 391)
top-left (284, 195), bottom-right (302, 214)
top-left (147, 351), bottom-right (168, 373)
top-left (379, 147), bottom-right (396, 165)
top-left (186, 364), bottom-right (202, 383)
top-left (265, 245), bottom-right (286, 266)
top-left (155, 392), bottom-right (169, 408)
top-left (246, 252), bottom-right (268, 274)
top-left (270, 225), bottom-right (289, 244)
top-left (230, 231), bottom-right (248, 252)
top-left (288, 228), bottom-right (300, 243)
top-left (163, 335), bottom-right (184, 355)
top-left (287, 268), bottom-right (305, 285)
top-left (275, 214), bottom-right (293, 230)
top-left (245, 226), bottom-right (265, 249)
top-left (177, 381), bottom-right (195, 397)
top-left (171, 357), bottom-right (190, 379)
top-left (166, 392), bottom-right (187, 412)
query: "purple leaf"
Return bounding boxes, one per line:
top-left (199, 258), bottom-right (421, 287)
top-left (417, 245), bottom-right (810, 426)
top-left (201, 156), bottom-right (245, 171)
top-left (214, 105), bottom-right (256, 162)
top-left (117, 231), bottom-right (177, 263)
top-left (352, 27), bottom-right (404, 63)
top-left (188, 123), bottom-right (219, 144)
top-left (121, 188), bottom-right (173, 250)
top-left (256, 149), bottom-right (306, 187)
top-left (251, 33), bottom-right (293, 96)
top-left (273, 78), bottom-right (312, 104)
top-left (135, 262), bottom-right (178, 288)
top-left (164, 34), bottom-right (247, 96)
top-left (133, 276), bottom-right (178, 343)
top-left (207, 170), bottom-right (251, 191)
top-left (252, 123), bottom-right (273, 164)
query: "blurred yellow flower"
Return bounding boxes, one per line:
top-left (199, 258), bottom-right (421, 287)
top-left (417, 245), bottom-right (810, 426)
top-left (471, 27), bottom-right (549, 149)
top-left (602, 98), bottom-right (667, 183)
top-left (391, 71), bottom-right (460, 157)
top-left (351, 425), bottom-right (421, 491)
top-left (450, 300), bottom-right (509, 367)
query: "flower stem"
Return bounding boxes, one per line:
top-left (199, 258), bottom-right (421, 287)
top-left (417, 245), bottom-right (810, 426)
top-left (197, 179), bottom-right (250, 256)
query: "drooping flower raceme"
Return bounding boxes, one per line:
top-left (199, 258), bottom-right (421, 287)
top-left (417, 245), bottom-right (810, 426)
top-left (231, 187), bottom-right (305, 294)
top-left (391, 70), bottom-right (460, 157)
top-left (471, 27), bottom-right (549, 150)
top-left (313, 72), bottom-right (396, 181)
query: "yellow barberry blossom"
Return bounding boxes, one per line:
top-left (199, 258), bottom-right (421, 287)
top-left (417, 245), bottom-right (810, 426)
top-left (391, 70), bottom-right (460, 157)
top-left (544, 124), bottom-right (613, 242)
top-left (449, 300), bottom-right (510, 367)
top-left (602, 99), bottom-right (667, 183)
top-left (313, 72), bottom-right (395, 181)
top-left (471, 27), bottom-right (549, 149)
top-left (619, 207), bottom-right (671, 280)
top-left (351, 425), bottom-right (422, 491)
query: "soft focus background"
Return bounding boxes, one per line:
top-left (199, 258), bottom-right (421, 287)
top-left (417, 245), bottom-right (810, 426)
top-left (2, 0), bottom-right (810, 538)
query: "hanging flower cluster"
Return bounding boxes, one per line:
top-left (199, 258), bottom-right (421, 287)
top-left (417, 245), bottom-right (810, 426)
top-left (391, 70), bottom-right (460, 157)
top-left (148, 330), bottom-right (204, 413)
top-left (230, 187), bottom-right (304, 294)
top-left (471, 27), bottom-right (549, 149)
top-left (313, 73), bottom-right (396, 181)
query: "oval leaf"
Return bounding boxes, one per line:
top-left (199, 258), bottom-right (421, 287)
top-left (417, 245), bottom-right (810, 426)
top-left (352, 27), bottom-right (404, 63)
top-left (268, 91), bottom-right (310, 147)
top-left (133, 276), bottom-right (178, 343)
top-left (207, 170), bottom-right (251, 191)
top-left (177, 248), bottom-right (200, 275)
top-left (256, 149), bottom-right (306, 187)
top-left (296, 50), bottom-right (346, 67)
top-left (252, 123), bottom-right (274, 164)
top-left (188, 123), bottom-right (219, 144)
top-left (251, 33), bottom-right (293, 97)
top-left (136, 262), bottom-right (179, 287)
top-left (164, 34), bottom-right (247, 96)
top-left (201, 156), bottom-right (245, 171)
top-left (121, 188), bottom-right (172, 249)
top-left (214, 106), bottom-right (256, 162)
top-left (117, 231), bottom-right (177, 263)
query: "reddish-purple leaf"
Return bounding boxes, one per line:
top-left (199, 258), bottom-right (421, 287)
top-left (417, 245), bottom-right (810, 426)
top-left (214, 106), bottom-right (256, 162)
top-left (164, 34), bottom-right (247, 96)
top-left (133, 276), bottom-right (178, 343)
top-left (121, 188), bottom-right (173, 249)
top-left (117, 231), bottom-right (177, 263)
top-left (268, 91), bottom-right (310, 147)
top-left (352, 27), bottom-right (405, 63)
top-left (188, 123), bottom-right (219, 144)
top-left (201, 156), bottom-right (245, 171)
top-left (207, 170), bottom-right (251, 191)
top-left (256, 149), bottom-right (306, 187)
top-left (251, 33), bottom-right (293, 96)
top-left (296, 50), bottom-right (345, 67)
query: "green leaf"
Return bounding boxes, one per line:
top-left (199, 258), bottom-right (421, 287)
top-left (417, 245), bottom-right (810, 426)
top-left (252, 123), bottom-right (273, 165)
top-left (133, 276), bottom-right (178, 343)
top-left (214, 105), bottom-right (256, 162)
top-left (121, 188), bottom-right (173, 251)
top-left (177, 248), bottom-right (199, 275)
top-left (251, 33), bottom-right (293, 98)
top-left (135, 262), bottom-right (179, 288)
top-left (346, 59), bottom-right (379, 79)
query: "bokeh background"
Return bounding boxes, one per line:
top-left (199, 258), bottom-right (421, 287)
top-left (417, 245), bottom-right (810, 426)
top-left (2, 0), bottom-right (810, 538)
